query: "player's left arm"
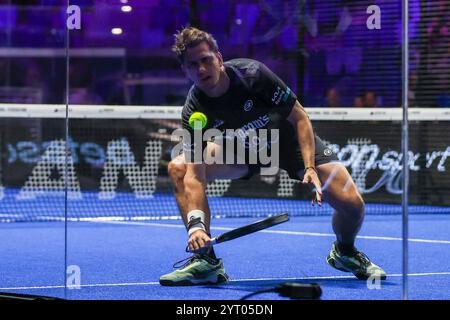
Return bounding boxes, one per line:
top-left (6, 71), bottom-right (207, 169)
top-left (253, 61), bottom-right (322, 204)
top-left (286, 101), bottom-right (322, 206)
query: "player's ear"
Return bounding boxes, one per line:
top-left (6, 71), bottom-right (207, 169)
top-left (216, 52), bottom-right (223, 66)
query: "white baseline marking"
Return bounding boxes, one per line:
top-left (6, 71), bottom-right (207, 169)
top-left (90, 220), bottom-right (450, 245)
top-left (1, 272), bottom-right (449, 291)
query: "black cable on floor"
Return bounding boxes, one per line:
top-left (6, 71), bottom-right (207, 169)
top-left (240, 283), bottom-right (322, 300)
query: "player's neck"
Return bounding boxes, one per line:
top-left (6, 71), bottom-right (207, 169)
top-left (204, 69), bottom-right (230, 98)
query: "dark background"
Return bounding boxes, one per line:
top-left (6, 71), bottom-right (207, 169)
top-left (0, 0), bottom-right (449, 107)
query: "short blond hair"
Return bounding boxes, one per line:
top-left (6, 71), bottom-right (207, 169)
top-left (172, 27), bottom-right (219, 63)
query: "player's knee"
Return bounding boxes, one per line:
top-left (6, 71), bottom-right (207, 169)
top-left (348, 195), bottom-right (365, 222)
top-left (168, 160), bottom-right (186, 184)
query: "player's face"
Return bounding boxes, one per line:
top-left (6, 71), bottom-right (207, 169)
top-left (182, 41), bottom-right (224, 92)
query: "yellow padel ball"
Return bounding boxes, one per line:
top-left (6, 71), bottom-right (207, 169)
top-left (188, 112), bottom-right (208, 130)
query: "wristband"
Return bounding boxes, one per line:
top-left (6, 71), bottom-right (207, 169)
top-left (304, 166), bottom-right (317, 174)
top-left (187, 209), bottom-right (207, 236)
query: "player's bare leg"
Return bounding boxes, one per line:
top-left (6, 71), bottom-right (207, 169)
top-left (161, 143), bottom-right (248, 286)
top-left (168, 142), bottom-right (248, 229)
top-left (316, 162), bottom-right (365, 248)
top-left (315, 162), bottom-right (386, 280)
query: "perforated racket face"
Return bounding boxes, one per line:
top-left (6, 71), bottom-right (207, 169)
top-left (216, 213), bottom-right (289, 244)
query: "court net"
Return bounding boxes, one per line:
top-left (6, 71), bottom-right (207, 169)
top-left (0, 104), bottom-right (449, 222)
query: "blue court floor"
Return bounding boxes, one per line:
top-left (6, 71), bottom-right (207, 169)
top-left (0, 213), bottom-right (449, 300)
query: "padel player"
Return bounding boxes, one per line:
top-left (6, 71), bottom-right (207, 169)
top-left (160, 27), bottom-right (386, 286)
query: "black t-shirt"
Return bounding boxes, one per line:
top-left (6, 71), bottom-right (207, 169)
top-left (181, 58), bottom-right (299, 163)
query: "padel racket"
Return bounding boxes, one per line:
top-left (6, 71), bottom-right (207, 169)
top-left (187, 213), bottom-right (289, 252)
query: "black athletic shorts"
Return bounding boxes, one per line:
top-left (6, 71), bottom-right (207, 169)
top-left (240, 134), bottom-right (339, 181)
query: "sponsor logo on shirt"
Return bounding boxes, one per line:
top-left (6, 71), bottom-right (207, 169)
top-left (283, 87), bottom-right (291, 102)
top-left (220, 114), bottom-right (273, 150)
top-left (272, 86), bottom-right (291, 106)
top-left (240, 114), bottom-right (270, 131)
top-left (243, 100), bottom-right (253, 112)
top-left (183, 114), bottom-right (276, 153)
top-left (324, 148), bottom-right (333, 156)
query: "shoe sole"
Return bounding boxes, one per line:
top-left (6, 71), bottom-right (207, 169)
top-left (160, 273), bottom-right (229, 287)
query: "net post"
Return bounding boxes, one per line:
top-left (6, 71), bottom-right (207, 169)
top-left (401, 0), bottom-right (409, 301)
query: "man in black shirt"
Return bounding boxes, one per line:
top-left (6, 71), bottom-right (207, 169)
top-left (160, 27), bottom-right (386, 286)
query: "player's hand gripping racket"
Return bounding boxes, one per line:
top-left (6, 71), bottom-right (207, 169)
top-left (187, 213), bottom-right (289, 253)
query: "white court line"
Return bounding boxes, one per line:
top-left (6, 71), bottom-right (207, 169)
top-left (90, 220), bottom-right (450, 245)
top-left (1, 272), bottom-right (449, 291)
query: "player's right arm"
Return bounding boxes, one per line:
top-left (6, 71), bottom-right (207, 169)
top-left (181, 93), bottom-right (213, 252)
top-left (183, 162), bottom-right (213, 252)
